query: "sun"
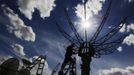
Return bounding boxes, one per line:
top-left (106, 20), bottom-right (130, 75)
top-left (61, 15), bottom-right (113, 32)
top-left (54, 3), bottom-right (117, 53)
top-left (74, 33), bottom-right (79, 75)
top-left (81, 20), bottom-right (91, 29)
top-left (78, 18), bottom-right (97, 36)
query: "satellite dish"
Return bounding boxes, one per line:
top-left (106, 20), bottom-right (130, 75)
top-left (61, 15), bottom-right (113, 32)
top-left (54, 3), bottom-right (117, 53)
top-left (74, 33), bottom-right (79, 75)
top-left (22, 59), bottom-right (32, 66)
top-left (0, 58), bottom-right (19, 75)
top-left (0, 58), bottom-right (19, 70)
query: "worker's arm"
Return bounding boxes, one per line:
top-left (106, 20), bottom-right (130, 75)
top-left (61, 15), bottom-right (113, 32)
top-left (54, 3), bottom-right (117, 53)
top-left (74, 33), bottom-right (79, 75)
top-left (72, 49), bottom-right (77, 54)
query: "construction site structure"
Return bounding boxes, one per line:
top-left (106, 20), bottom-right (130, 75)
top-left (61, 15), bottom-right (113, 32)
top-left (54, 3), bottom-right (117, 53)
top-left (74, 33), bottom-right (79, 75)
top-left (78, 42), bottom-right (95, 75)
top-left (56, 0), bottom-right (129, 75)
top-left (0, 55), bottom-right (46, 75)
top-left (58, 57), bottom-right (77, 75)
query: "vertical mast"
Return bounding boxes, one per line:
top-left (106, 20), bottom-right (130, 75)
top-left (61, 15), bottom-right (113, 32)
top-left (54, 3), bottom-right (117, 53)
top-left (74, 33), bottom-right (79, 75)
top-left (84, 0), bottom-right (88, 50)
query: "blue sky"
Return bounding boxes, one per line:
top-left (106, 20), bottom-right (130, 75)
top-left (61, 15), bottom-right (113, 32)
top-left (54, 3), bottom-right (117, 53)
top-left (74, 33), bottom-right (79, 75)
top-left (0, 0), bottom-right (134, 75)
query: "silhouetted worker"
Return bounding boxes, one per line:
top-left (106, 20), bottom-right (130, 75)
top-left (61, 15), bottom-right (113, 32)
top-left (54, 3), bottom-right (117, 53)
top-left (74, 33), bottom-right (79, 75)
top-left (70, 70), bottom-right (76, 75)
top-left (59, 43), bottom-right (76, 74)
top-left (70, 57), bottom-right (76, 75)
top-left (78, 42), bottom-right (85, 56)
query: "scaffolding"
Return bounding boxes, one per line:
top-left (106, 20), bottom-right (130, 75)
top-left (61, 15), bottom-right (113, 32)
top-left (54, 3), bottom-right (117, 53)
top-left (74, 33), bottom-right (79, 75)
top-left (56, 0), bottom-right (128, 75)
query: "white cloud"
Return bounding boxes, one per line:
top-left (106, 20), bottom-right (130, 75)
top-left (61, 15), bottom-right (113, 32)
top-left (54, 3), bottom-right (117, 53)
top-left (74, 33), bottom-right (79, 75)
top-left (119, 23), bottom-right (134, 46)
top-left (129, 0), bottom-right (134, 3)
top-left (121, 23), bottom-right (134, 46)
top-left (18, 0), bottom-right (56, 20)
top-left (124, 0), bottom-right (134, 3)
top-left (11, 43), bottom-right (25, 56)
top-left (42, 61), bottom-right (52, 75)
top-left (127, 23), bottom-right (134, 32)
top-left (75, 0), bottom-right (105, 20)
top-left (117, 46), bottom-right (123, 52)
top-left (2, 5), bottom-right (36, 42)
top-left (99, 66), bottom-right (134, 75)
top-left (123, 34), bottom-right (134, 45)
top-left (74, 0), bottom-right (106, 35)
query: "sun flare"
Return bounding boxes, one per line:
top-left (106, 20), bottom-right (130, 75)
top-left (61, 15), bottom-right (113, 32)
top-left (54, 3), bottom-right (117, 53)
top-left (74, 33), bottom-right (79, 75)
top-left (81, 20), bottom-right (91, 29)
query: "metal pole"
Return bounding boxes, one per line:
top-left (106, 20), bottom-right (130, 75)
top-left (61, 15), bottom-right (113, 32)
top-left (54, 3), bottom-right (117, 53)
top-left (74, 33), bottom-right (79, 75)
top-left (80, 1), bottom-right (91, 75)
